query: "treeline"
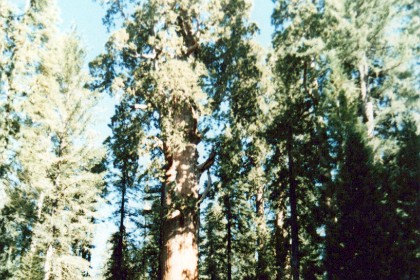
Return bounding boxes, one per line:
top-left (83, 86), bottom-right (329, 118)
top-left (0, 0), bottom-right (418, 280)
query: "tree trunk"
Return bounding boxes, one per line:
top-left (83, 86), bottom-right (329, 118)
top-left (287, 126), bottom-right (300, 280)
top-left (359, 56), bottom-right (374, 137)
top-left (117, 165), bottom-right (127, 280)
top-left (44, 245), bottom-right (54, 280)
top-left (158, 182), bottom-right (165, 280)
top-left (224, 193), bottom-right (233, 280)
top-left (256, 185), bottom-right (268, 280)
top-left (161, 143), bottom-right (199, 280)
top-left (275, 210), bottom-right (288, 280)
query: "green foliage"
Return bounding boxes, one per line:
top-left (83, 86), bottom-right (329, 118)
top-left (326, 124), bottom-right (388, 279)
top-left (0, 2), bottom-right (105, 279)
top-left (1, 0), bottom-right (418, 279)
top-left (103, 94), bottom-right (145, 279)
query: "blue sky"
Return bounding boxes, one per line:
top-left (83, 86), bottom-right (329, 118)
top-left (58, 0), bottom-right (274, 61)
top-left (56, 0), bottom-right (274, 276)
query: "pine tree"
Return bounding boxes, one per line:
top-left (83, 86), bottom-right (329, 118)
top-left (0, 3), bottom-right (22, 273)
top-left (379, 116), bottom-right (420, 279)
top-left (0, 1), bottom-right (60, 276)
top-left (0, 1), bottom-right (18, 185)
top-left (197, 1), bottom-right (268, 278)
top-left (324, 0), bottom-right (419, 138)
top-left (270, 0), bottom-right (328, 278)
top-left (392, 118), bottom-right (420, 279)
top-left (0, 2), bottom-right (106, 275)
top-left (3, 1), bottom-right (411, 279)
top-left (15, 32), bottom-right (105, 279)
top-left (326, 121), bottom-right (388, 279)
top-left (320, 0), bottom-right (419, 278)
top-left (103, 95), bottom-right (142, 280)
top-left (200, 200), bottom-right (228, 280)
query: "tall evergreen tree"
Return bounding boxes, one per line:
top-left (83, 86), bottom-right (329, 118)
top-left (325, 114), bottom-right (388, 279)
top-left (0, 0), bottom-right (60, 276)
top-left (0, 1), bottom-right (105, 277)
top-left (15, 32), bottom-right (105, 279)
top-left (1, 1), bottom-right (417, 279)
top-left (91, 0), bottom-right (263, 278)
top-left (270, 1), bottom-right (328, 278)
top-left (321, 0), bottom-right (419, 278)
top-left (103, 95), bottom-right (142, 280)
top-left (324, 0), bottom-right (419, 137)
top-left (0, 1), bottom-right (18, 186)
top-left (391, 118), bottom-right (420, 279)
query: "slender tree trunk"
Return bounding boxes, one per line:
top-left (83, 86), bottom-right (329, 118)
top-left (287, 125), bottom-right (300, 280)
top-left (224, 194), bottom-right (233, 280)
top-left (275, 210), bottom-right (288, 280)
top-left (359, 55), bottom-right (374, 137)
top-left (117, 165), bottom-right (127, 280)
top-left (256, 185), bottom-right (268, 280)
top-left (44, 173), bottom-right (60, 280)
top-left (325, 193), bottom-right (337, 280)
top-left (158, 182), bottom-right (165, 280)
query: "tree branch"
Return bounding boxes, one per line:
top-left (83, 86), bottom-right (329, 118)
top-left (197, 171), bottom-right (212, 206)
top-left (185, 42), bottom-right (199, 57)
top-left (197, 149), bottom-right (216, 173)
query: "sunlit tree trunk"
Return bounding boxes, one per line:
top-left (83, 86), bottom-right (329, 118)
top-left (275, 210), bottom-right (288, 280)
top-left (161, 108), bottom-right (200, 280)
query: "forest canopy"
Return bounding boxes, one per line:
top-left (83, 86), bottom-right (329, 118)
top-left (0, 0), bottom-right (418, 279)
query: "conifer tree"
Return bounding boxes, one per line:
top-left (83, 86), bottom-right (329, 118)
top-left (1, 1), bottom-right (416, 279)
top-left (324, 109), bottom-right (388, 279)
top-left (103, 95), bottom-right (142, 280)
top-left (0, 1), bottom-right (105, 277)
top-left (91, 0), bottom-right (263, 278)
top-left (15, 32), bottom-right (105, 279)
top-left (321, 0), bottom-right (419, 278)
top-left (270, 0), bottom-right (328, 278)
top-left (200, 200), bottom-right (228, 280)
top-left (324, 0), bottom-right (419, 137)
top-left (0, 0), bottom-right (60, 276)
top-left (391, 118), bottom-right (420, 279)
top-left (0, 1), bottom-right (18, 185)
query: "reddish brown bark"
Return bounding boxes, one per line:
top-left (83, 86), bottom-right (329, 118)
top-left (161, 144), bottom-right (199, 280)
top-left (160, 102), bottom-right (209, 280)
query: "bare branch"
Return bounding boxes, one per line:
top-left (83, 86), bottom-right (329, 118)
top-left (184, 42), bottom-right (199, 57)
top-left (133, 104), bottom-right (147, 110)
top-left (197, 171), bottom-right (212, 206)
top-left (197, 149), bottom-right (216, 173)
top-left (141, 52), bottom-right (157, 60)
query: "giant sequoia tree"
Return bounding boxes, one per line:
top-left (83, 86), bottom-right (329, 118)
top-left (91, 0), bottom-right (262, 278)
